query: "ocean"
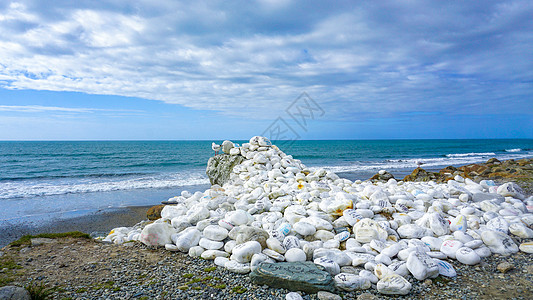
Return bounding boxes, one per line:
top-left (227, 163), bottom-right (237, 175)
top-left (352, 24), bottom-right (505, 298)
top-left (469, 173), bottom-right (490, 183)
top-left (1, 139), bottom-right (532, 229)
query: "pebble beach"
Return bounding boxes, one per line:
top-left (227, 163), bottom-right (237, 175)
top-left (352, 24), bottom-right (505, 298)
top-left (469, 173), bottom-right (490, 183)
top-left (1, 136), bottom-right (532, 299)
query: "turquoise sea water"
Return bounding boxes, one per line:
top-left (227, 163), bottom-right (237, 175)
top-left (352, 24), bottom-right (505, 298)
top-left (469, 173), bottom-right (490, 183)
top-left (1, 139), bottom-right (532, 227)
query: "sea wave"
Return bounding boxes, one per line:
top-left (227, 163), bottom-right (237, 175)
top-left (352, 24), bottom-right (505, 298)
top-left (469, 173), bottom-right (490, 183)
top-left (505, 148), bottom-right (521, 152)
top-left (0, 171), bottom-right (209, 199)
top-left (445, 152), bottom-right (496, 158)
top-left (311, 152), bottom-right (533, 174)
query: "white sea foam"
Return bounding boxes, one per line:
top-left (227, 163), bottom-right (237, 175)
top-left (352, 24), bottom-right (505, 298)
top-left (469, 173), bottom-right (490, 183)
top-left (0, 171), bottom-right (209, 199)
top-left (505, 148), bottom-right (521, 152)
top-left (446, 152), bottom-right (496, 158)
top-left (312, 152), bottom-right (533, 175)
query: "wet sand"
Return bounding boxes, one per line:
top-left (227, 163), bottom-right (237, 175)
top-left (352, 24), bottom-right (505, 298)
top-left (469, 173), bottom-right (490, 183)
top-left (0, 205), bottom-right (151, 248)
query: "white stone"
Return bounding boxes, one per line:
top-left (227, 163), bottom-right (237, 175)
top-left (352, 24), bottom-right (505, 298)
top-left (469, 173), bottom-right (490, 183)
top-left (140, 222), bottom-right (175, 246)
top-left (397, 224), bottom-right (430, 239)
top-left (374, 263), bottom-right (394, 279)
top-left (293, 222), bottom-right (316, 236)
top-left (343, 209), bottom-right (364, 226)
top-left (165, 243), bottom-right (180, 252)
top-left (323, 239), bottom-right (340, 249)
top-left (314, 257), bottom-right (341, 275)
top-left (486, 217), bottom-right (509, 234)
top-left (224, 240), bottom-right (236, 253)
top-left (285, 248), bottom-right (307, 262)
top-left (455, 247), bottom-right (481, 265)
top-left (497, 182), bottom-right (525, 200)
top-left (421, 236), bottom-right (443, 251)
top-left (188, 245), bottom-right (204, 257)
top-left (375, 254), bottom-right (392, 265)
top-left (519, 241), bottom-right (533, 253)
top-left (381, 243), bottom-right (401, 258)
top-left (481, 230), bottom-right (518, 256)
top-left (199, 238), bottom-right (224, 250)
top-left (429, 212), bottom-right (450, 236)
top-left (286, 292), bottom-right (303, 300)
top-left (283, 236), bottom-right (301, 250)
top-left (231, 241), bottom-right (262, 263)
top-left (349, 253), bottom-right (376, 267)
top-left (203, 225), bottom-right (229, 241)
top-left (314, 230), bottom-right (335, 242)
top-left (474, 246), bottom-right (492, 258)
top-left (377, 274), bottom-right (412, 295)
top-left (250, 253), bottom-right (274, 271)
top-left (440, 240), bottom-right (463, 259)
top-left (388, 261), bottom-right (409, 277)
top-left (225, 260), bottom-right (251, 274)
top-left (354, 218), bottom-right (388, 243)
top-left (214, 256), bottom-right (229, 267)
top-left (509, 223), bottom-right (533, 238)
top-left (201, 250), bottom-right (229, 260)
top-left (161, 205), bottom-right (187, 219)
top-left (334, 231), bottom-right (350, 242)
top-left (186, 207), bottom-right (210, 225)
top-left (334, 273), bottom-right (371, 291)
top-left (263, 248), bottom-right (286, 261)
top-left (464, 240), bottom-right (483, 249)
top-left (314, 248), bottom-right (352, 266)
top-left (406, 251), bottom-right (439, 280)
top-left (434, 259), bottom-right (457, 277)
top-left (173, 227), bottom-right (202, 252)
top-left (450, 215), bottom-right (467, 232)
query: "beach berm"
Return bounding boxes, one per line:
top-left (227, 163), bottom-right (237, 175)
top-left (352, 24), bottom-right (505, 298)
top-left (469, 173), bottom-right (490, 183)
top-left (100, 136), bottom-right (532, 298)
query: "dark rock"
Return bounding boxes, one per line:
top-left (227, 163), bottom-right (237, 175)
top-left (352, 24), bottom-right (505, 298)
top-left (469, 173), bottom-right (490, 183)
top-left (403, 168), bottom-right (438, 182)
top-left (369, 171), bottom-right (395, 182)
top-left (250, 261), bottom-right (335, 293)
top-left (487, 158), bottom-right (501, 164)
top-left (206, 154), bottom-right (244, 186)
top-left (0, 286), bottom-right (31, 300)
top-left (146, 204), bottom-right (165, 220)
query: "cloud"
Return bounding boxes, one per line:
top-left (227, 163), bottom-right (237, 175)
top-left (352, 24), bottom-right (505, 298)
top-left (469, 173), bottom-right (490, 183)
top-left (0, 0), bottom-right (531, 121)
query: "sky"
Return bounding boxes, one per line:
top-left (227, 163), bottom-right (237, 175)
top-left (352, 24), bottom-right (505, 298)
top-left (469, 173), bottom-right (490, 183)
top-left (0, 0), bottom-right (532, 140)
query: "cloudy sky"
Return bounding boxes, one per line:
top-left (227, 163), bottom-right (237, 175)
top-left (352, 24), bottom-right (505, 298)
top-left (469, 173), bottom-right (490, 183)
top-left (0, 0), bottom-right (531, 140)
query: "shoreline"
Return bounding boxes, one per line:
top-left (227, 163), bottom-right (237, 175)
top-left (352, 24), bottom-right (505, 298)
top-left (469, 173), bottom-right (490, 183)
top-left (0, 205), bottom-right (151, 248)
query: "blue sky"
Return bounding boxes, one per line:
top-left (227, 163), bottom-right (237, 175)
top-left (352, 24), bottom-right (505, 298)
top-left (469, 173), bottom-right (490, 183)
top-left (0, 0), bottom-right (531, 140)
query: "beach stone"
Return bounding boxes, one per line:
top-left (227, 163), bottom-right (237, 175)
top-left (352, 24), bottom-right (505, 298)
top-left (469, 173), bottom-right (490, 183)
top-left (519, 241), bottom-right (533, 253)
top-left (314, 248), bottom-right (352, 266)
top-left (356, 293), bottom-right (379, 300)
top-left (263, 248), bottom-right (286, 261)
top-left (0, 286), bottom-right (30, 300)
top-left (429, 212), bottom-right (450, 236)
top-left (225, 260), bottom-right (251, 274)
top-left (377, 274), bottom-right (412, 295)
top-left (440, 240), bottom-right (463, 259)
top-left (474, 246), bottom-right (492, 258)
top-left (314, 257), bottom-right (341, 275)
top-left (231, 241), bottom-right (262, 263)
top-left (283, 236), bottom-right (301, 250)
top-left (214, 256), bottom-right (229, 267)
top-left (201, 250), bottom-right (229, 260)
top-left (481, 230), bottom-right (518, 256)
top-left (285, 248), bottom-right (307, 262)
top-left (434, 259), bottom-right (457, 277)
top-left (509, 223), bottom-right (533, 238)
top-left (146, 204), bottom-right (165, 220)
top-left (206, 154), bottom-right (245, 186)
top-left (374, 263), bottom-right (394, 279)
top-left (317, 291), bottom-right (342, 300)
top-left (203, 225), bottom-right (228, 241)
top-left (397, 224), bottom-right (430, 239)
top-left (250, 261), bottom-right (336, 293)
top-left (406, 251), bottom-right (439, 280)
top-left (293, 222), bottom-right (316, 236)
top-left (354, 218), bottom-right (388, 243)
top-left (199, 238), bottom-right (223, 250)
top-left (286, 292), bottom-right (303, 300)
top-left (455, 247), bottom-right (481, 265)
top-left (497, 182), bottom-right (525, 199)
top-left (235, 226), bottom-right (269, 248)
top-left (497, 261), bottom-right (514, 273)
top-left (173, 227), bottom-right (201, 252)
top-left (450, 215), bottom-right (467, 232)
top-left (266, 237), bottom-right (286, 254)
top-left (165, 243), bottom-right (180, 252)
top-left (140, 222), bottom-right (175, 246)
top-left (251, 253), bottom-right (275, 271)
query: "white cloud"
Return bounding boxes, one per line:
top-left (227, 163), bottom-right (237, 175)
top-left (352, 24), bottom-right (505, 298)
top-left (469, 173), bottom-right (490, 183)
top-left (0, 0), bottom-right (531, 121)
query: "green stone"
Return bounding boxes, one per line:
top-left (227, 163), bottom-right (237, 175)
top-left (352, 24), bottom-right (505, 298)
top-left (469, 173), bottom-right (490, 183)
top-left (250, 261), bottom-right (335, 293)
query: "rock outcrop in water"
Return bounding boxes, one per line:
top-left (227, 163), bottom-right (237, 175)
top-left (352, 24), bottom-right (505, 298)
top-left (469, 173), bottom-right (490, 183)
top-left (206, 153), bottom-right (244, 186)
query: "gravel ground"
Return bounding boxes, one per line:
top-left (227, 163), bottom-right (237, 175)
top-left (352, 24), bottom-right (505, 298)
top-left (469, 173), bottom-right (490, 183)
top-left (1, 236), bottom-right (531, 300)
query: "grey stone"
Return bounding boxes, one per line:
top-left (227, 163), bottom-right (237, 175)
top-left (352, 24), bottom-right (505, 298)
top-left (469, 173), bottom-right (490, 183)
top-left (0, 286), bottom-right (31, 300)
top-left (317, 291), bottom-right (341, 300)
top-left (206, 154), bottom-right (244, 186)
top-left (235, 226), bottom-right (269, 248)
top-left (357, 293), bottom-right (379, 300)
top-left (250, 261), bottom-right (335, 293)
top-left (30, 238), bottom-right (56, 246)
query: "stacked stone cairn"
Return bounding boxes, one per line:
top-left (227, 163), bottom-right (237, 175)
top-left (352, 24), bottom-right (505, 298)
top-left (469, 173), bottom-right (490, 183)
top-left (104, 136), bottom-right (533, 296)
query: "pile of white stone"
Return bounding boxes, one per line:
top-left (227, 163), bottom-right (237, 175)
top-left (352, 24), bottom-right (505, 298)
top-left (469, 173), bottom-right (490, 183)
top-left (104, 136), bottom-right (533, 295)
